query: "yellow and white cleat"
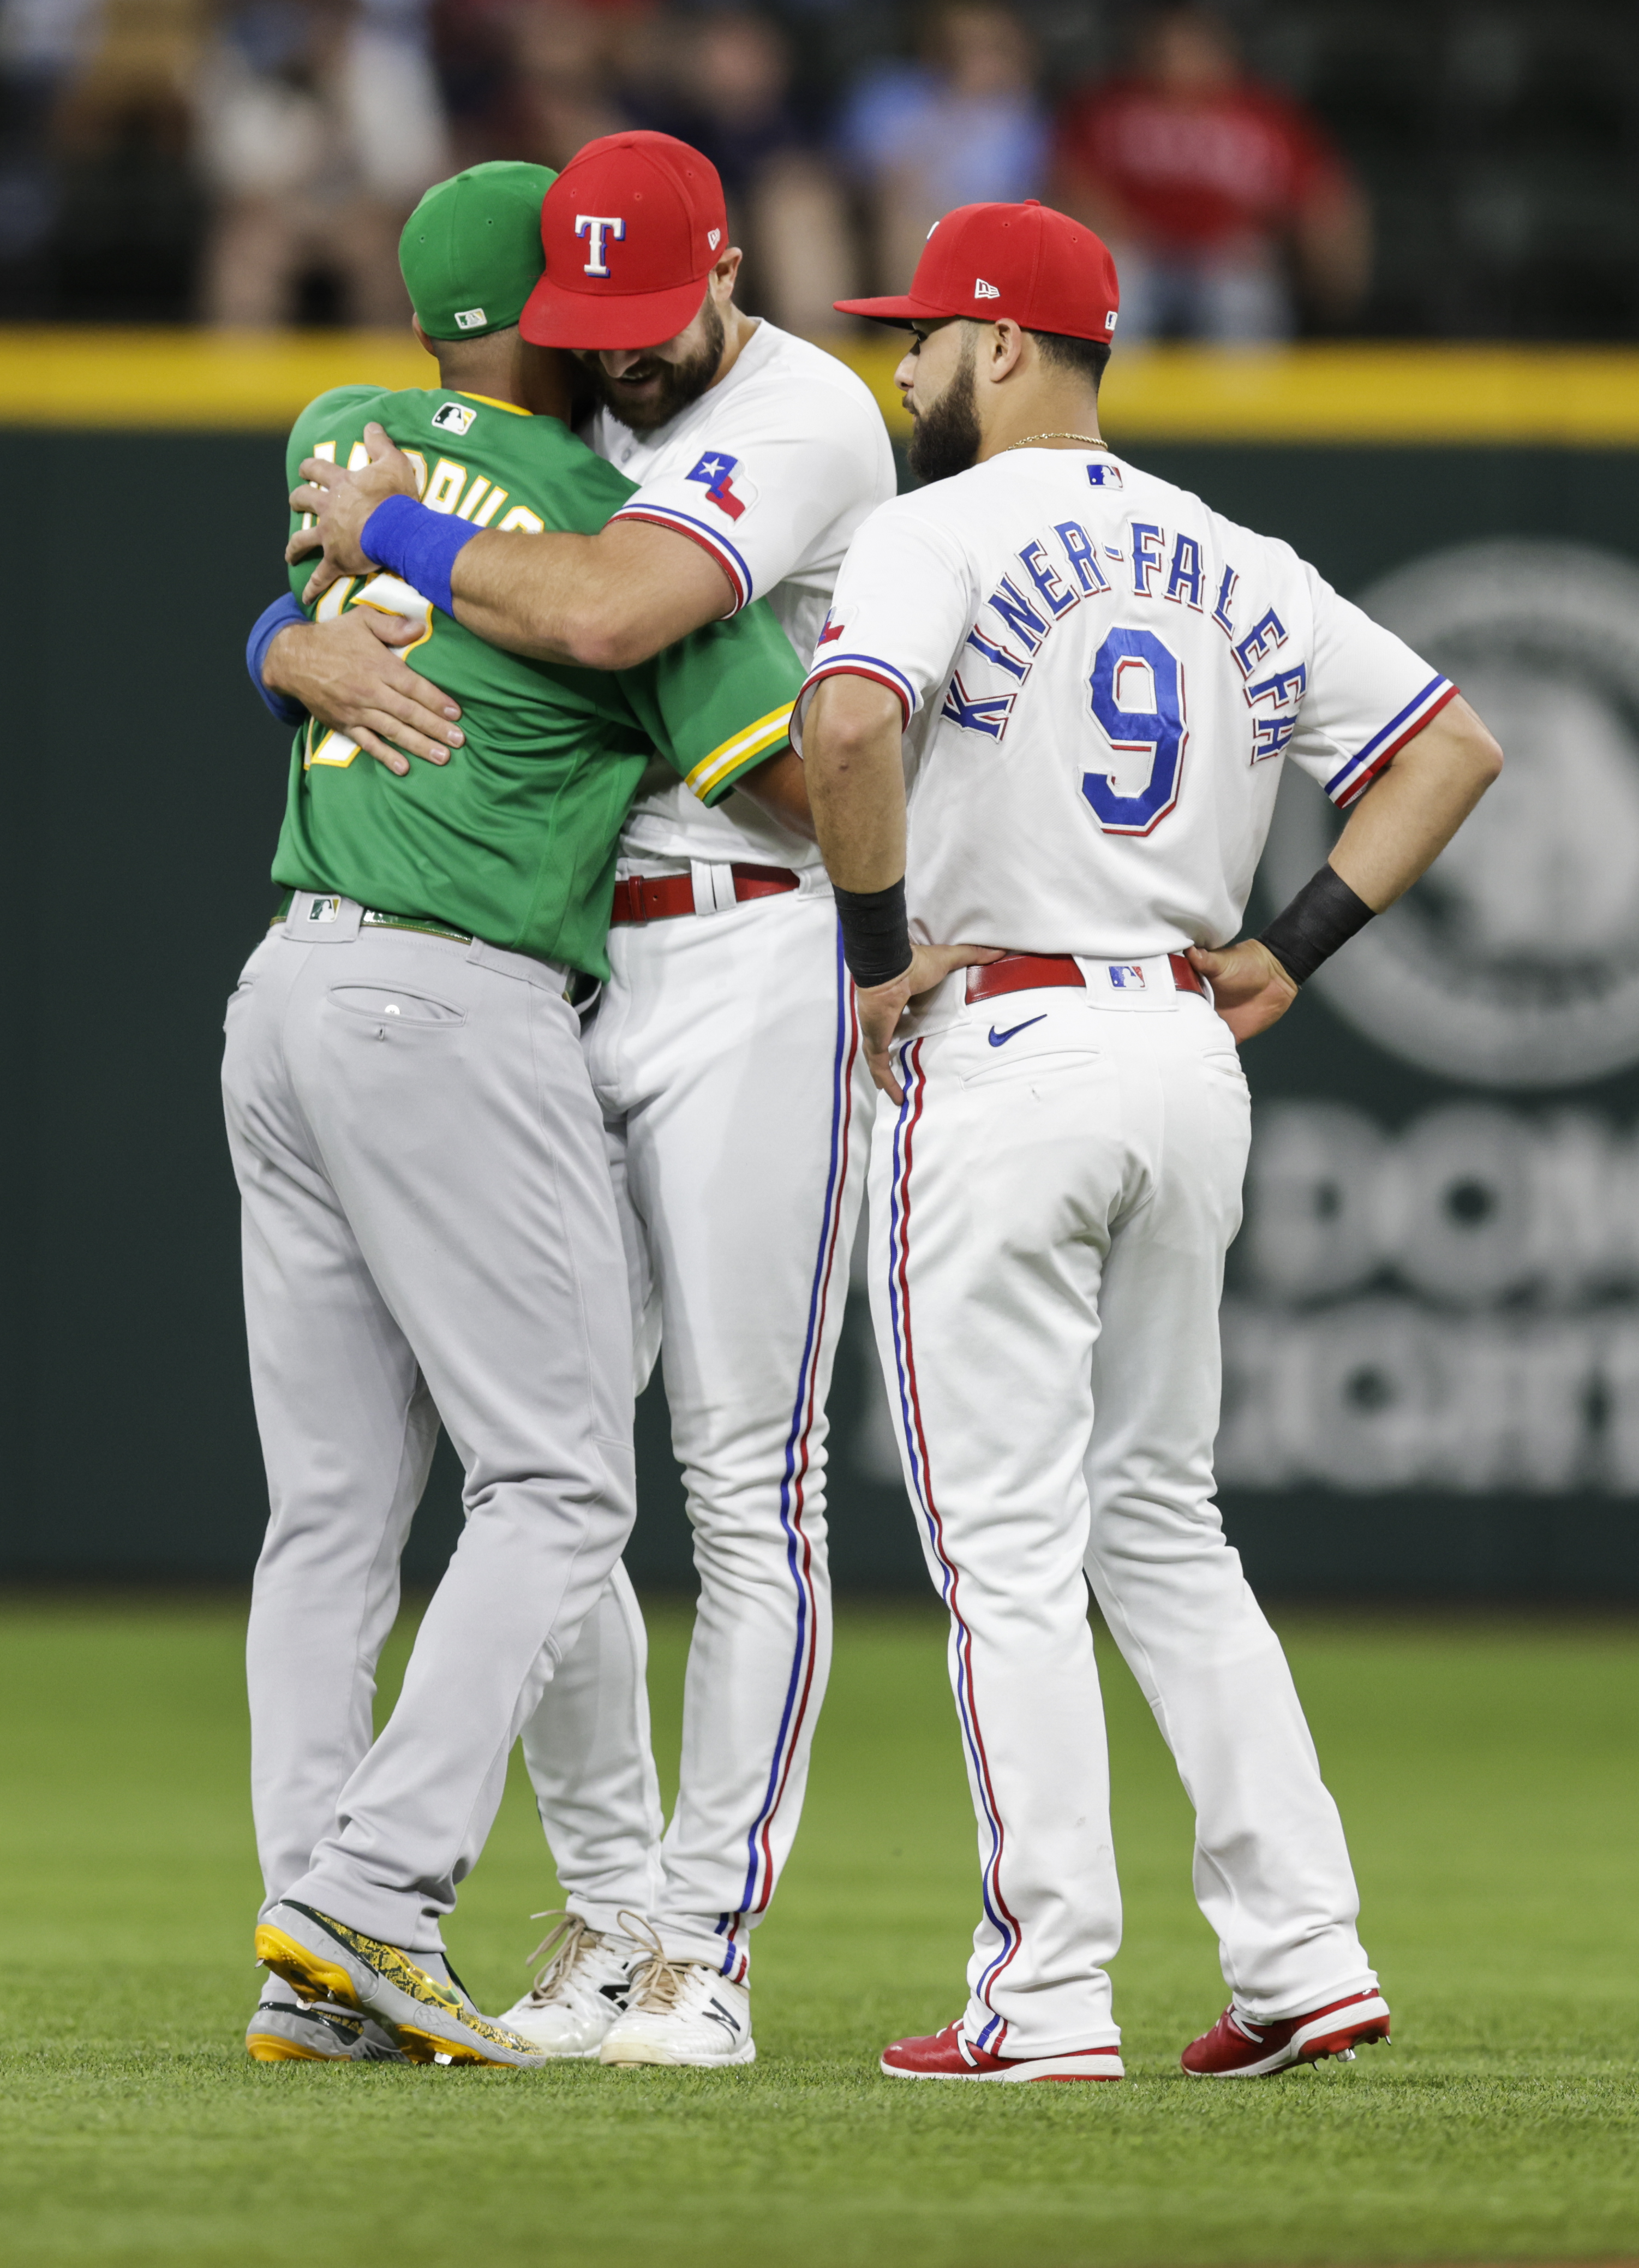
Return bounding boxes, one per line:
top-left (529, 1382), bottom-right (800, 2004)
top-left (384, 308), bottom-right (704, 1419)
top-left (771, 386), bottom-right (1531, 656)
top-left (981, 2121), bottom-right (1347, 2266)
top-left (245, 1992), bottom-right (406, 2064)
top-left (254, 1900), bottom-right (548, 2068)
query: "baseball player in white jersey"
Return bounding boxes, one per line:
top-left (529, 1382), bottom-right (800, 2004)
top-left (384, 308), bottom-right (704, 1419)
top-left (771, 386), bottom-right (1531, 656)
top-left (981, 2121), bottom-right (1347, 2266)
top-left (267, 133), bottom-right (893, 2066)
top-left (798, 199), bottom-right (1502, 2081)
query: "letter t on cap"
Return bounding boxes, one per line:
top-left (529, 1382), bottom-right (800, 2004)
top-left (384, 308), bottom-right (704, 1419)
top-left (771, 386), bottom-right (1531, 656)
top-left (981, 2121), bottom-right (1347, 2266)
top-left (576, 214), bottom-right (626, 277)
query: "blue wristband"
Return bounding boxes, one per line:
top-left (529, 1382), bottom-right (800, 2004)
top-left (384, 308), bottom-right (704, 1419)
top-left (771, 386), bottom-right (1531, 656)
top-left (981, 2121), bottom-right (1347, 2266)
top-left (360, 494), bottom-right (477, 618)
top-left (246, 592), bottom-right (307, 726)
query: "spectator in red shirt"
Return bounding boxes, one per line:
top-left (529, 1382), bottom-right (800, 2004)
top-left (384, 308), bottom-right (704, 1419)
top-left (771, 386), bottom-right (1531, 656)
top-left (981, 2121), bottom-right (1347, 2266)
top-left (1052, 5), bottom-right (1368, 343)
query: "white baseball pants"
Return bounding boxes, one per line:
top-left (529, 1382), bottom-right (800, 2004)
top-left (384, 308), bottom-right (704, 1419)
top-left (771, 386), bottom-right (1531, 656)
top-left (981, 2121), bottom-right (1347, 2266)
top-left (869, 973), bottom-right (1377, 2057)
top-left (521, 880), bottom-right (873, 1976)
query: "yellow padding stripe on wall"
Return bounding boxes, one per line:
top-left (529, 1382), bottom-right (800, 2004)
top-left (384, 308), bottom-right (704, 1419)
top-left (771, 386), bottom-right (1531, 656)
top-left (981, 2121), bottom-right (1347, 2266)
top-left (2, 329), bottom-right (1638, 444)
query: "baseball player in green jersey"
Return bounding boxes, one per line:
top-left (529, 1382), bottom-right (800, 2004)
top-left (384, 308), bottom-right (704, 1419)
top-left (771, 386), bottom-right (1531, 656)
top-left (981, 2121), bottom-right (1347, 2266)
top-left (231, 162), bottom-right (804, 2068)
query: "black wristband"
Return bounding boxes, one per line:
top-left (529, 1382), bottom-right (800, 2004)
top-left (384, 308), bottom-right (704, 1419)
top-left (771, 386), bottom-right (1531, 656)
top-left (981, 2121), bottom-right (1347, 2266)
top-left (834, 878), bottom-right (913, 989)
top-left (1257, 862), bottom-right (1374, 985)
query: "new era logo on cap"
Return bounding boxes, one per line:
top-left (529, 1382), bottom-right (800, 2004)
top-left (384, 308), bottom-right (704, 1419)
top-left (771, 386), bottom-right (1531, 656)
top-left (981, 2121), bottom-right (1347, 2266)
top-left (835, 199), bottom-right (1121, 349)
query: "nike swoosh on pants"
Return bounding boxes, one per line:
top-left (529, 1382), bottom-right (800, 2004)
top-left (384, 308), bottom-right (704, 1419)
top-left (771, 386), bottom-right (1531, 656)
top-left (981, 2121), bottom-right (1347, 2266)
top-left (988, 1015), bottom-right (1048, 1048)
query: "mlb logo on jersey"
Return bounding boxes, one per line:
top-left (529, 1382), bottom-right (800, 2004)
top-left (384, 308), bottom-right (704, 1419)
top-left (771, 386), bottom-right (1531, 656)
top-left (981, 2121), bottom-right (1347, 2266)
top-left (1108, 963), bottom-right (1146, 990)
top-left (686, 452), bottom-right (757, 521)
top-left (432, 401), bottom-right (477, 436)
top-left (1086, 462), bottom-right (1123, 488)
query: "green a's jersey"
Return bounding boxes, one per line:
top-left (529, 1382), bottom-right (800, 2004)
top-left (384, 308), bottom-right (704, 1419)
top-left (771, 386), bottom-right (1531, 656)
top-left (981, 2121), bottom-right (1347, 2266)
top-left (271, 384), bottom-right (801, 978)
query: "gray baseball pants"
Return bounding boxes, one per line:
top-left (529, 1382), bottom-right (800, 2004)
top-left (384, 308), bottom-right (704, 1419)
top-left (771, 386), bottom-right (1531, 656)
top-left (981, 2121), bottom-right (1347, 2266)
top-left (222, 894), bottom-right (636, 1953)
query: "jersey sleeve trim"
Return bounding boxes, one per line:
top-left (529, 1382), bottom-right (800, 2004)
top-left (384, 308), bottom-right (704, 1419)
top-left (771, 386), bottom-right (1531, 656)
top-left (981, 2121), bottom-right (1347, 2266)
top-left (608, 504), bottom-right (752, 612)
top-left (685, 702), bottom-right (796, 804)
top-left (1326, 676), bottom-right (1456, 808)
top-left (795, 652), bottom-right (917, 728)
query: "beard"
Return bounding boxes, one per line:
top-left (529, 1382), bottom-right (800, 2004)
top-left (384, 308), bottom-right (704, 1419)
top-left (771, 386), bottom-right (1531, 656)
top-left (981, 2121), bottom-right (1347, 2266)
top-left (907, 334), bottom-right (981, 484)
top-left (582, 299), bottom-right (726, 434)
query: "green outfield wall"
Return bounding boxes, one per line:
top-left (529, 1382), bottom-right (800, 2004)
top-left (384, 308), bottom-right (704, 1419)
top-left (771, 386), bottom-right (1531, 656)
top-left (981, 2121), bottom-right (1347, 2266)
top-left (4, 338), bottom-right (1638, 1594)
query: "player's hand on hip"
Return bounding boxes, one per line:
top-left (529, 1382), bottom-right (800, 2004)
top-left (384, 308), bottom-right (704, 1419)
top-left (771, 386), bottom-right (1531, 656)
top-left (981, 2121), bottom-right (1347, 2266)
top-left (1186, 939), bottom-right (1299, 1044)
top-left (858, 944), bottom-right (1002, 1105)
top-left (288, 422), bottom-right (418, 601)
top-left (264, 610), bottom-right (464, 778)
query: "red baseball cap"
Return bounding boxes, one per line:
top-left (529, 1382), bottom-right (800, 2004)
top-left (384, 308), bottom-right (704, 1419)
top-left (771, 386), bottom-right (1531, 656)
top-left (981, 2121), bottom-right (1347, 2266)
top-left (521, 131), bottom-right (728, 351)
top-left (836, 200), bottom-right (1119, 343)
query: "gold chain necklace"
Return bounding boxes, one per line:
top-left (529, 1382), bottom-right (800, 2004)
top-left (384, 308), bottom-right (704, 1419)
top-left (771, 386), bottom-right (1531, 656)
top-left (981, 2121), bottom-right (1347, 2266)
top-left (1001, 432), bottom-right (1109, 453)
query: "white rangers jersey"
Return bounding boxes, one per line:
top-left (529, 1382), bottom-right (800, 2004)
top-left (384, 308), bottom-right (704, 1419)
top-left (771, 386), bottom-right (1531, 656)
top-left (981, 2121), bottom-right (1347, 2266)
top-left (792, 446), bottom-right (1455, 956)
top-left (593, 320), bottom-right (896, 869)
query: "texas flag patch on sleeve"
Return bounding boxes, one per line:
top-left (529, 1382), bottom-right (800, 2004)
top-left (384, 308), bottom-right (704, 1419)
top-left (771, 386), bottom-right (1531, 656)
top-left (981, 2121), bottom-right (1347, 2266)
top-left (686, 452), bottom-right (757, 520)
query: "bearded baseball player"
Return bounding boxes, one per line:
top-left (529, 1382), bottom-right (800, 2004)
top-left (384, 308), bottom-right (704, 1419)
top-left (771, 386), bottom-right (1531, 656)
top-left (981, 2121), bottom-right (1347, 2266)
top-left (799, 199), bottom-right (1503, 2081)
top-left (259, 133), bottom-right (893, 2066)
top-left (232, 162), bottom-right (806, 2068)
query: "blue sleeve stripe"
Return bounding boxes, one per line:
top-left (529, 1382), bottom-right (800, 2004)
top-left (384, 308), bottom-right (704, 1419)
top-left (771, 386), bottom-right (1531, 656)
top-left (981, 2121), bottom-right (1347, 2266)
top-left (1325, 675), bottom-right (1452, 801)
top-left (798, 652), bottom-right (918, 722)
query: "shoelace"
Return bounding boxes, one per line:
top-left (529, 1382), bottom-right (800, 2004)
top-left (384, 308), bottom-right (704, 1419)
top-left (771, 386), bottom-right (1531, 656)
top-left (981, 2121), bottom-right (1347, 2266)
top-left (615, 1909), bottom-right (697, 2015)
top-left (1225, 2007), bottom-right (1268, 2044)
top-left (523, 1908), bottom-right (602, 2004)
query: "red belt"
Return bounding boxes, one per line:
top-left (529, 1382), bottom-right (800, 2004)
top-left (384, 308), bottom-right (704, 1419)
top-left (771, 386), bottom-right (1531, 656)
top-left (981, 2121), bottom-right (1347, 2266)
top-left (611, 864), bottom-right (800, 925)
top-left (966, 952), bottom-right (1208, 1005)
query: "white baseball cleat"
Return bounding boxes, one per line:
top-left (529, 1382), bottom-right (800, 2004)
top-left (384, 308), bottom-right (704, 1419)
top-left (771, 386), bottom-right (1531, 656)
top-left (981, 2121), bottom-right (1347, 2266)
top-left (497, 1910), bottom-right (636, 2058)
top-left (597, 1918), bottom-right (755, 2068)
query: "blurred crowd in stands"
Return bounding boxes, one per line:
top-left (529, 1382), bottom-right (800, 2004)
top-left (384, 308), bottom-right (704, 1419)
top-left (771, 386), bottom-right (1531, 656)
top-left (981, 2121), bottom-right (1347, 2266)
top-left (0, 0), bottom-right (1635, 339)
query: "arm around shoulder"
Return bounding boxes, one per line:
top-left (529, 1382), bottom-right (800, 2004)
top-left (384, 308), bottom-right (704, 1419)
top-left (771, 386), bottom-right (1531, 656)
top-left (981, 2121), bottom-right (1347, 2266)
top-left (450, 516), bottom-right (738, 669)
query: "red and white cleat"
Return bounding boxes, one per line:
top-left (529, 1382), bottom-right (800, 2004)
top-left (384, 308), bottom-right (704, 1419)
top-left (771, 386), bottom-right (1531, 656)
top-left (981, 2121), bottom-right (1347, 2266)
top-left (881, 2021), bottom-right (1123, 2083)
top-left (1182, 1988), bottom-right (1391, 2079)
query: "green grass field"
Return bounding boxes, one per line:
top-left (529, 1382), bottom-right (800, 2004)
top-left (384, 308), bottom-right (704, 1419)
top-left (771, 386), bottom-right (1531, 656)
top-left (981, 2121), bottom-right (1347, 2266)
top-left (1, 1597), bottom-right (1635, 2267)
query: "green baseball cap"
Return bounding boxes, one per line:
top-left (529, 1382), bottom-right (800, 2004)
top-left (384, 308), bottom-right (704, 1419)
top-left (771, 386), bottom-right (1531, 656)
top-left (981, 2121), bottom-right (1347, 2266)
top-left (399, 162), bottom-right (559, 342)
